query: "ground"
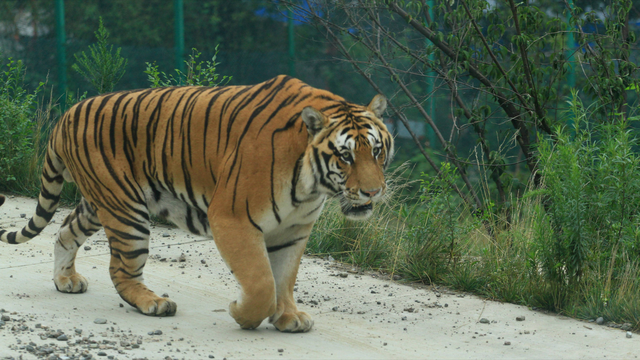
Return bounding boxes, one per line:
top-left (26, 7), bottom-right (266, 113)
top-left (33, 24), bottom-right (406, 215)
top-left (0, 196), bottom-right (637, 359)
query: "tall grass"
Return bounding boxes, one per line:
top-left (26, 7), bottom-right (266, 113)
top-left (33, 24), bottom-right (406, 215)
top-left (308, 93), bottom-right (640, 330)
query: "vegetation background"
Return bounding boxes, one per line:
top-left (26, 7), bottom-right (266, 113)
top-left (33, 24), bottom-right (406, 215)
top-left (1, 0), bottom-right (639, 331)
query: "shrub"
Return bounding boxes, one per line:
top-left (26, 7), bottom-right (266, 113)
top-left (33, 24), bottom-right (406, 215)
top-left (0, 56), bottom-right (43, 188)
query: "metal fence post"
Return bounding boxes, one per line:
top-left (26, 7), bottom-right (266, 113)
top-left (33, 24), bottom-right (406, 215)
top-left (175, 0), bottom-right (185, 80)
top-left (288, 9), bottom-right (296, 78)
top-left (55, 0), bottom-right (66, 110)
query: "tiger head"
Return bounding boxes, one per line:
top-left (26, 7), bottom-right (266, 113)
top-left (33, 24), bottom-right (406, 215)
top-left (302, 95), bottom-right (394, 220)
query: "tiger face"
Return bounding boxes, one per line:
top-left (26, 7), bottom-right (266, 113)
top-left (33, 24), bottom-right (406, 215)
top-left (301, 94), bottom-right (394, 220)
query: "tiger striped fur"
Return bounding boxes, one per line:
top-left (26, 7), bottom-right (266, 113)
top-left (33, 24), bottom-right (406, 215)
top-left (0, 75), bottom-right (394, 332)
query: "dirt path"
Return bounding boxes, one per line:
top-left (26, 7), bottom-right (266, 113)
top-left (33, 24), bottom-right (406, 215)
top-left (0, 196), bottom-right (637, 359)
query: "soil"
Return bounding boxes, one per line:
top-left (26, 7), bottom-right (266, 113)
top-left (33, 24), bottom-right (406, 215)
top-left (0, 196), bottom-right (638, 359)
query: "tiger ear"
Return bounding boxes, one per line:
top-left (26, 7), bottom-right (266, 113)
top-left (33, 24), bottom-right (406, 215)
top-left (301, 107), bottom-right (328, 136)
top-left (367, 94), bottom-right (387, 118)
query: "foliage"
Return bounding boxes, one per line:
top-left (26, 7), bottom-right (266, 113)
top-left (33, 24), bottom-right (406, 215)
top-left (72, 18), bottom-right (128, 94)
top-left (284, 0), bottom-right (640, 219)
top-left (145, 47), bottom-right (231, 88)
top-left (0, 56), bottom-right (43, 186)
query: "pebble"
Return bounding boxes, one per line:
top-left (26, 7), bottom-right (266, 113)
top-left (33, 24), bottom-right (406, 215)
top-left (621, 323), bottom-right (632, 331)
top-left (94, 318), bottom-right (108, 324)
top-left (504, 341), bottom-right (511, 345)
top-left (516, 316), bottom-right (525, 321)
top-left (393, 274), bottom-right (401, 280)
top-left (596, 317), bottom-right (604, 325)
top-left (57, 334), bottom-right (68, 341)
top-left (162, 233), bottom-right (170, 237)
top-left (627, 332), bottom-right (633, 339)
top-left (84, 246), bottom-right (92, 251)
top-left (179, 253), bottom-right (186, 262)
top-left (75, 329), bottom-right (82, 334)
top-left (479, 318), bottom-right (490, 324)
top-left (20, 213), bottom-right (26, 218)
top-left (1, 315), bottom-right (10, 321)
top-left (278, 349), bottom-right (284, 353)
top-left (97, 351), bottom-right (107, 356)
top-left (338, 273), bottom-right (348, 278)
top-left (148, 330), bottom-right (163, 335)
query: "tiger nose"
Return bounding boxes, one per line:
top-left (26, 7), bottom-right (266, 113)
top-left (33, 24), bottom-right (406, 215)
top-left (362, 188), bottom-right (381, 197)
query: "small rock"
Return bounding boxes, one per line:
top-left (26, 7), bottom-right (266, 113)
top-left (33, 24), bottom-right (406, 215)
top-left (57, 334), bottom-right (68, 341)
top-left (75, 329), bottom-right (82, 334)
top-left (209, 356), bottom-right (215, 359)
top-left (20, 213), bottom-right (26, 218)
top-left (162, 293), bottom-right (169, 298)
top-left (0, 320), bottom-right (4, 327)
top-left (201, 259), bottom-right (207, 264)
top-left (516, 316), bottom-right (525, 321)
top-left (84, 246), bottom-right (91, 251)
top-left (178, 253), bottom-right (186, 262)
top-left (479, 318), bottom-right (490, 324)
top-left (504, 341), bottom-right (511, 346)
top-left (162, 233), bottom-right (170, 237)
top-left (621, 323), bottom-right (632, 331)
top-left (94, 318), bottom-right (107, 324)
top-left (1, 315), bottom-right (10, 321)
top-left (393, 274), bottom-right (401, 280)
top-left (596, 317), bottom-right (604, 325)
top-left (97, 352), bottom-right (107, 357)
top-left (338, 273), bottom-right (348, 278)
top-left (277, 349), bottom-right (284, 353)
top-left (627, 332), bottom-right (632, 338)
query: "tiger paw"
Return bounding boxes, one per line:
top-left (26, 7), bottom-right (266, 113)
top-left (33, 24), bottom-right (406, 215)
top-left (54, 273), bottom-right (88, 293)
top-left (229, 300), bottom-right (273, 330)
top-left (135, 295), bottom-right (177, 316)
top-left (271, 311), bottom-right (314, 333)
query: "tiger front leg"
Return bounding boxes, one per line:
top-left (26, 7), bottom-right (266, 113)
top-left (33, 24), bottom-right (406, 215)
top-left (210, 219), bottom-right (277, 329)
top-left (267, 228), bottom-right (314, 332)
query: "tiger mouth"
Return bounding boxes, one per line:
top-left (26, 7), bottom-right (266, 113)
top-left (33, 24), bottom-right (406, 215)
top-left (340, 200), bottom-right (373, 218)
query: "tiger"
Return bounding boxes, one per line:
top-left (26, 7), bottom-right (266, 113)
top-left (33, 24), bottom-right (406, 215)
top-left (0, 75), bottom-right (393, 332)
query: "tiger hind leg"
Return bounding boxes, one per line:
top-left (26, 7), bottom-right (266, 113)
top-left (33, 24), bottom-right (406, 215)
top-left (54, 198), bottom-right (102, 293)
top-left (100, 205), bottom-right (176, 316)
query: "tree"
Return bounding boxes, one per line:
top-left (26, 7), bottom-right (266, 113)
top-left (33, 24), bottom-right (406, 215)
top-left (283, 0), bottom-right (640, 219)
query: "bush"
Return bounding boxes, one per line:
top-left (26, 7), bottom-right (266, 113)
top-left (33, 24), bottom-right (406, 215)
top-left (0, 56), bottom-right (43, 187)
top-left (145, 46), bottom-right (231, 88)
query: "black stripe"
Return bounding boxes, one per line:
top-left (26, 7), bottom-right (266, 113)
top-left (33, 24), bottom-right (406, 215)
top-left (246, 199), bottom-right (262, 233)
top-left (267, 237), bottom-right (306, 253)
top-left (35, 203), bottom-right (55, 222)
top-left (110, 247), bottom-right (150, 260)
top-left (7, 231), bottom-right (17, 244)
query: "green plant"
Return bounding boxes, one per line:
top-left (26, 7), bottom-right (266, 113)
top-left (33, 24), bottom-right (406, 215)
top-left (0, 56), bottom-right (43, 186)
top-left (72, 17), bottom-right (128, 94)
top-left (145, 46), bottom-right (231, 88)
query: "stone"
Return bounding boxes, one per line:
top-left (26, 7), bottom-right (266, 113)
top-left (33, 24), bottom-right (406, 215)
top-left (516, 316), bottom-right (525, 321)
top-left (596, 317), bottom-right (604, 325)
top-left (479, 318), bottom-right (490, 324)
top-left (94, 318), bottom-right (107, 324)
